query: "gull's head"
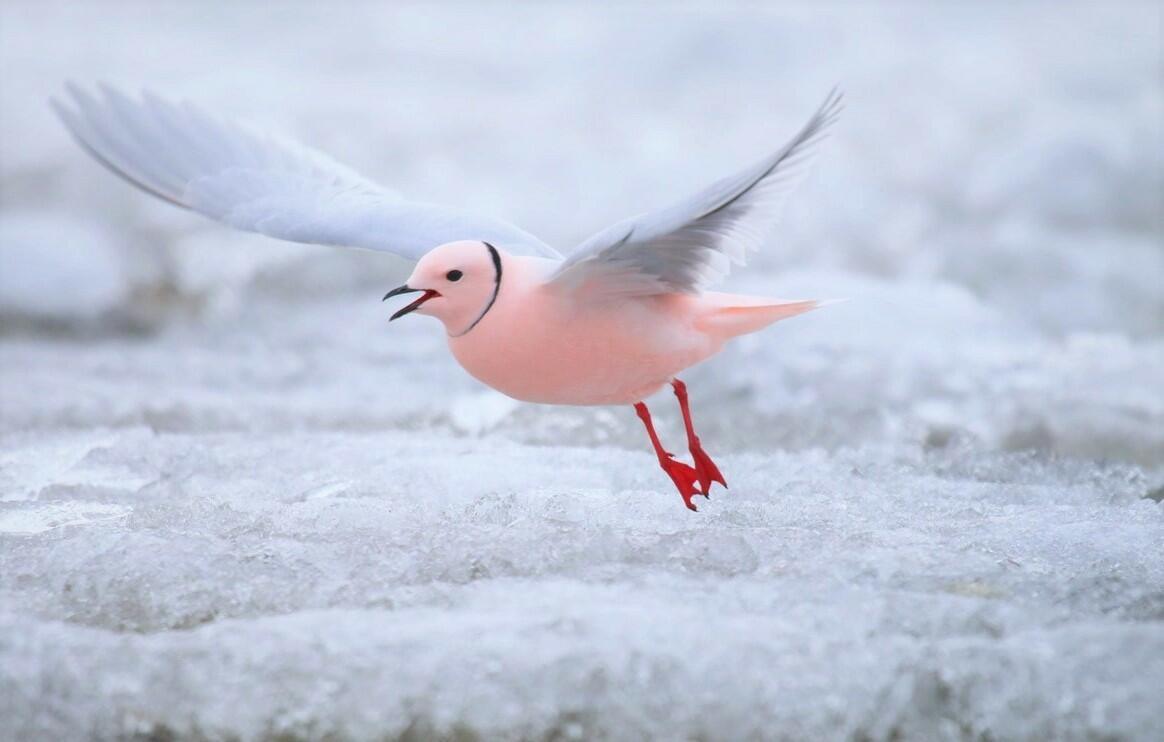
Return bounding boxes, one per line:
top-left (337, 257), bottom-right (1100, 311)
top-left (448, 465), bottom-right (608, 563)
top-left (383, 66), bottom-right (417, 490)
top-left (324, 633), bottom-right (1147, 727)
top-left (383, 240), bottom-right (505, 336)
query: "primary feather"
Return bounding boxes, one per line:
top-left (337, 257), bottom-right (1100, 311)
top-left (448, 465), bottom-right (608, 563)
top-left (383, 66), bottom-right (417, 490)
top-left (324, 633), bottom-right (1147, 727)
top-left (52, 84), bottom-right (560, 261)
top-left (551, 89), bottom-right (843, 298)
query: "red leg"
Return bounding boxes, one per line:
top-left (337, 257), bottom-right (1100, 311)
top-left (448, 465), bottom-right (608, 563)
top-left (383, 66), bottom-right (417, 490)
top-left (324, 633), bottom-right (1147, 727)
top-left (671, 379), bottom-right (727, 497)
top-left (634, 402), bottom-right (700, 511)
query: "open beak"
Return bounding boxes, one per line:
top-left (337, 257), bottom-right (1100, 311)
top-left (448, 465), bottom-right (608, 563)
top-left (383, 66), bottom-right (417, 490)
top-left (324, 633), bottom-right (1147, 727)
top-left (382, 285), bottom-right (440, 321)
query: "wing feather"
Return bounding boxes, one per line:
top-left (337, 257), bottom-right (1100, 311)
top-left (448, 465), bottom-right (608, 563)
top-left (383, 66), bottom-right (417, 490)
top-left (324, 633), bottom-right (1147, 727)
top-left (53, 84), bottom-right (560, 261)
top-left (550, 89), bottom-right (842, 297)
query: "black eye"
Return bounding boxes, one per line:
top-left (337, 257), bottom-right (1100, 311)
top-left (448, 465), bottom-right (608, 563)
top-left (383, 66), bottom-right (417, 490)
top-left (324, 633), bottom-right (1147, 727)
top-left (446, 270), bottom-right (463, 282)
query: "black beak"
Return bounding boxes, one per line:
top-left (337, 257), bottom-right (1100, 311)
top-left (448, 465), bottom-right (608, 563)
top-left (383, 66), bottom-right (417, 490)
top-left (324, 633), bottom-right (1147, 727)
top-left (382, 284), bottom-right (439, 321)
top-left (382, 284), bottom-right (418, 302)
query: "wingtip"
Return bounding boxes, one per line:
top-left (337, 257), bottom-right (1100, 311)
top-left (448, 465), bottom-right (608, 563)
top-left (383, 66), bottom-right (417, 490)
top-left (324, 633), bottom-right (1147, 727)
top-left (140, 88), bottom-right (172, 110)
top-left (59, 80), bottom-right (86, 110)
top-left (49, 89), bottom-right (82, 131)
top-left (47, 93), bottom-right (67, 118)
top-left (820, 86), bottom-right (845, 119)
top-left (96, 81), bottom-right (134, 109)
top-left (65, 81), bottom-right (100, 111)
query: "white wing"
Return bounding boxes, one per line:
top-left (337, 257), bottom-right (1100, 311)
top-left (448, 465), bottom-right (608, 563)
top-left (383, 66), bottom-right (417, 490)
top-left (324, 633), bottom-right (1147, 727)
top-left (52, 84), bottom-right (561, 261)
top-left (549, 89), bottom-right (842, 297)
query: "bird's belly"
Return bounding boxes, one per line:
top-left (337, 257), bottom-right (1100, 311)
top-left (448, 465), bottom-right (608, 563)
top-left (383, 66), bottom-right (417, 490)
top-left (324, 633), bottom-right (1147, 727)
top-left (448, 297), bottom-right (712, 406)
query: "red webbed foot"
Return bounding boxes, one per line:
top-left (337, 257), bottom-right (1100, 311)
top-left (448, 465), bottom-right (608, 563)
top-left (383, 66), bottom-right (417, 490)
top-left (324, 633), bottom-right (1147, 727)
top-left (635, 401), bottom-right (703, 511)
top-left (659, 455), bottom-right (701, 511)
top-left (690, 445), bottom-right (727, 497)
top-left (670, 378), bottom-right (727, 498)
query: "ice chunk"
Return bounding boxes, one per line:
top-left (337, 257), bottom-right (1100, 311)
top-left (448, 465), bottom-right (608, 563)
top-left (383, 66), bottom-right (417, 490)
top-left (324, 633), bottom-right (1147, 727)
top-left (0, 500), bottom-right (130, 535)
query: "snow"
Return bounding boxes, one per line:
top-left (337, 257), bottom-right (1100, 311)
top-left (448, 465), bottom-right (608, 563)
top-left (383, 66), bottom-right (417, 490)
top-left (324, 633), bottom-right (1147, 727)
top-left (0, 214), bottom-right (129, 325)
top-left (2, 2), bottom-right (1162, 740)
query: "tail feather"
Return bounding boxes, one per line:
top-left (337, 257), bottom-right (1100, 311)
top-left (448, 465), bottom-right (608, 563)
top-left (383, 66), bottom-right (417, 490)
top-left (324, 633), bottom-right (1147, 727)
top-left (696, 293), bottom-right (829, 339)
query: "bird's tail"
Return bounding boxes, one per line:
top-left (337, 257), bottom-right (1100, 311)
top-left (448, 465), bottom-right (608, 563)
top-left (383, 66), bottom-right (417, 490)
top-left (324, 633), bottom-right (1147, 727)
top-left (696, 293), bottom-right (839, 340)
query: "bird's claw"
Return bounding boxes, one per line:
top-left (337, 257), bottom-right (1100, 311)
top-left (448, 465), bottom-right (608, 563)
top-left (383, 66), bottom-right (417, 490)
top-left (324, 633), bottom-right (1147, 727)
top-left (659, 455), bottom-right (701, 511)
top-left (691, 446), bottom-right (727, 497)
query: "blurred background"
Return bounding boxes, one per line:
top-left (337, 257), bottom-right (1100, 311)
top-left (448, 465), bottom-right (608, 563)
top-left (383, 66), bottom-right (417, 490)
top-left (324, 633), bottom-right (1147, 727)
top-left (1, 2), bottom-right (1162, 740)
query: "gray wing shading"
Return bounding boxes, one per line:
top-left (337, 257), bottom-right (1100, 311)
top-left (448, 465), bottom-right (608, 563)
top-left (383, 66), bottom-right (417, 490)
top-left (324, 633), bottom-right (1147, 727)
top-left (549, 89), bottom-right (842, 297)
top-left (52, 84), bottom-right (561, 261)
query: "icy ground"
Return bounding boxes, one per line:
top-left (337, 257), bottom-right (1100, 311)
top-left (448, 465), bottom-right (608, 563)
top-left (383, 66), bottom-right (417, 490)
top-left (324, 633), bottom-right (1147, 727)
top-left (2, 2), bottom-right (1163, 740)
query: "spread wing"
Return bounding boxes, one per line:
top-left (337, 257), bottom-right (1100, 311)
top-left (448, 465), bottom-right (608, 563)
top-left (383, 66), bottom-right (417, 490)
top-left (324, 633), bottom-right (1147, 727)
top-left (52, 84), bottom-right (561, 261)
top-left (549, 89), bottom-right (842, 298)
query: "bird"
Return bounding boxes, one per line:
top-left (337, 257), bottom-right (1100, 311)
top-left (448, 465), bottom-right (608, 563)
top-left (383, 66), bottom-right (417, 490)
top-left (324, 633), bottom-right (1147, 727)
top-left (53, 83), bottom-right (842, 511)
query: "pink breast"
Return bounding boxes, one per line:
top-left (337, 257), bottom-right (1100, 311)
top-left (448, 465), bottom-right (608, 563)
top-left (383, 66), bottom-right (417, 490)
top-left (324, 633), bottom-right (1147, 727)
top-left (449, 288), bottom-right (714, 406)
